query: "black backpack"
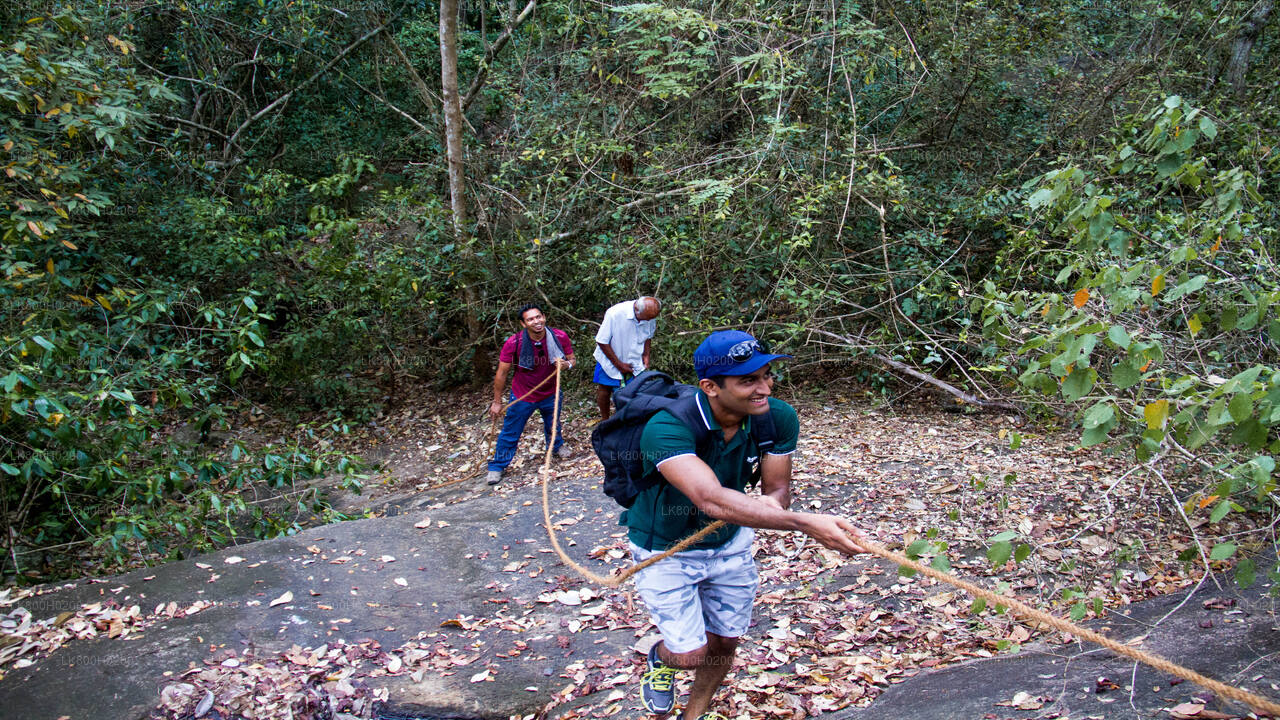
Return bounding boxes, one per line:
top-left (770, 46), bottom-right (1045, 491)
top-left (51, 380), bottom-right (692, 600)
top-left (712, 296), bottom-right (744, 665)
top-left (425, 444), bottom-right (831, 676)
top-left (590, 370), bottom-right (775, 508)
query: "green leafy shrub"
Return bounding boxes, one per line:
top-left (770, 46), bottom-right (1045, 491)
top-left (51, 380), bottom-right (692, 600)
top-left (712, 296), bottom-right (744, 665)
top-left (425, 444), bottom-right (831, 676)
top-left (977, 96), bottom-right (1278, 542)
top-left (0, 11), bottom-right (369, 580)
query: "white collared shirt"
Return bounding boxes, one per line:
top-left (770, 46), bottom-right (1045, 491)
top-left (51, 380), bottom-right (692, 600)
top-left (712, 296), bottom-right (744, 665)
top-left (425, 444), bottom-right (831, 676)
top-left (593, 300), bottom-right (657, 380)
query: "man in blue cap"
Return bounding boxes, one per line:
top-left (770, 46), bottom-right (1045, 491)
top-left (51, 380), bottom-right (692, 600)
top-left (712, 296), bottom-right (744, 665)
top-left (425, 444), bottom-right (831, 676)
top-left (624, 330), bottom-right (867, 720)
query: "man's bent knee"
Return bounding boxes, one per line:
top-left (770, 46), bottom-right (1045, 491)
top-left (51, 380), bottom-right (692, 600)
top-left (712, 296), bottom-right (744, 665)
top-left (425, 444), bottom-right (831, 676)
top-left (659, 643), bottom-right (707, 670)
top-left (705, 633), bottom-right (739, 655)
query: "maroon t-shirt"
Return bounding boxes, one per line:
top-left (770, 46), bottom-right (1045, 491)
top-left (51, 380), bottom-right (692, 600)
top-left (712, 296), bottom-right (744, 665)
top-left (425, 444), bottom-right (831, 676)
top-left (499, 328), bottom-right (573, 402)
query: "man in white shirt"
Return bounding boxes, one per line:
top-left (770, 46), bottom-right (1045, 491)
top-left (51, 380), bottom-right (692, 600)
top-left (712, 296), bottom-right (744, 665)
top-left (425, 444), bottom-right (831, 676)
top-left (593, 296), bottom-right (661, 420)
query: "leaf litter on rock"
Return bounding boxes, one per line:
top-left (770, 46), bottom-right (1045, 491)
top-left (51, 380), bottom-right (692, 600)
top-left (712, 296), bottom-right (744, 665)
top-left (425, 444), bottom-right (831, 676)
top-left (535, 394), bottom-right (1245, 718)
top-left (6, 385), bottom-right (1255, 718)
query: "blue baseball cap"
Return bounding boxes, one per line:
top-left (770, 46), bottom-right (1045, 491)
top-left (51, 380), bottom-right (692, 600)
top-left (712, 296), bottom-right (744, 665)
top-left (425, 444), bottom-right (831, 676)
top-left (693, 330), bottom-right (792, 380)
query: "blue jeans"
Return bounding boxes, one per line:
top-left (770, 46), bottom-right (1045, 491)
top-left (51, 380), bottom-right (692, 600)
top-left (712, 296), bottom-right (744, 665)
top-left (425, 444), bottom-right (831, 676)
top-left (487, 392), bottom-right (564, 472)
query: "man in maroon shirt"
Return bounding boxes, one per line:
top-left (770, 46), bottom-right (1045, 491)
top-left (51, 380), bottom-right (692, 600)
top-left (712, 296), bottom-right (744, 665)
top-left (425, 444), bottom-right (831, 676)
top-left (486, 304), bottom-right (576, 485)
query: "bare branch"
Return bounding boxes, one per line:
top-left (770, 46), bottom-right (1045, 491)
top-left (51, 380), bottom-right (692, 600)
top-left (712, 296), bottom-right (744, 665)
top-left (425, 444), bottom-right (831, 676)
top-left (536, 187), bottom-right (694, 245)
top-left (461, 0), bottom-right (538, 111)
top-left (221, 22), bottom-right (388, 163)
top-left (385, 30), bottom-right (443, 125)
top-left (162, 115), bottom-right (237, 144)
top-left (134, 58), bottom-right (245, 104)
top-left (336, 70), bottom-right (430, 133)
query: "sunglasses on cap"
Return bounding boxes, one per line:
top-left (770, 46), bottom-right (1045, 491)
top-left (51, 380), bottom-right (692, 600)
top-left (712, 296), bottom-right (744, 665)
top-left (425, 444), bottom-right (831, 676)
top-left (726, 339), bottom-right (769, 362)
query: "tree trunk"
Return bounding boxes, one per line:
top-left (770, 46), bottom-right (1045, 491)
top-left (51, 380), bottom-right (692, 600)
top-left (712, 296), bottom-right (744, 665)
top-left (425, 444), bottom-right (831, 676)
top-left (1226, 0), bottom-right (1274, 96)
top-left (440, 0), bottom-right (466, 237)
top-left (440, 0), bottom-right (486, 380)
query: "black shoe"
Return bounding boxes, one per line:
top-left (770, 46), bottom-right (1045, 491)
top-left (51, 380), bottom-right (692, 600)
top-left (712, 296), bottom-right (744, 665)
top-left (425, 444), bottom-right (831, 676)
top-left (640, 643), bottom-right (677, 714)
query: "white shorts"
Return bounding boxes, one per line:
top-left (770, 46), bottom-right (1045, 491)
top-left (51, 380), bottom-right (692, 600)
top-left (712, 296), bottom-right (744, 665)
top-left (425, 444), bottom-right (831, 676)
top-left (629, 527), bottom-right (759, 654)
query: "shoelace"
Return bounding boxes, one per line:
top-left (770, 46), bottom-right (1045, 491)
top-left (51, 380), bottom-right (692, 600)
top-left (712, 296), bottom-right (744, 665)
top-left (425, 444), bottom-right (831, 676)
top-left (642, 664), bottom-right (676, 691)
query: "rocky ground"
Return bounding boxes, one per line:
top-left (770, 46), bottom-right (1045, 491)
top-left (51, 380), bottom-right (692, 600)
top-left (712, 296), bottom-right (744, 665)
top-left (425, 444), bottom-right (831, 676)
top-left (0, 380), bottom-right (1276, 720)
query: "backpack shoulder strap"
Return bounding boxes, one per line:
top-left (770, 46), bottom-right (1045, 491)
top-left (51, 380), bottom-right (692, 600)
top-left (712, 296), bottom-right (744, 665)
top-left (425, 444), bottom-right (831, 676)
top-left (753, 407), bottom-right (777, 452)
top-left (665, 392), bottom-right (712, 453)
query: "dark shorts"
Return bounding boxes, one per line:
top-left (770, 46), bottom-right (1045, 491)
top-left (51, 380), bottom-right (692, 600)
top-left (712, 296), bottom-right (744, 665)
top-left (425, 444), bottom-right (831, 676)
top-left (593, 361), bottom-right (623, 388)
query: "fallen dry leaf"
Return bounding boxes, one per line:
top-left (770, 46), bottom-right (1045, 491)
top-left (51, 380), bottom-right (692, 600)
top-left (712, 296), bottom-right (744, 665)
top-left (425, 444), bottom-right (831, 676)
top-left (996, 690), bottom-right (1044, 710)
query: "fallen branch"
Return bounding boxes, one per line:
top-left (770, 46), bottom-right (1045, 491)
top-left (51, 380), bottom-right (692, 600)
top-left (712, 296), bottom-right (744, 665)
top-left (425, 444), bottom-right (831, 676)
top-left (809, 328), bottom-right (1023, 414)
top-left (873, 351), bottom-right (1023, 414)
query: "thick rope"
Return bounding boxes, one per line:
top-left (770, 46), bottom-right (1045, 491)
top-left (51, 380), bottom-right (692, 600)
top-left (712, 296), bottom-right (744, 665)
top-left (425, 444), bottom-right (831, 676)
top-left (532, 365), bottom-right (1280, 716)
top-left (537, 366), bottom-right (732, 587)
top-left (860, 540), bottom-right (1280, 716)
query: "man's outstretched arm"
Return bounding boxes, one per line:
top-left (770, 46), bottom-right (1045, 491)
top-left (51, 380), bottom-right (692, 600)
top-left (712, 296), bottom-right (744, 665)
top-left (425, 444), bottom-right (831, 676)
top-left (657, 455), bottom-right (865, 555)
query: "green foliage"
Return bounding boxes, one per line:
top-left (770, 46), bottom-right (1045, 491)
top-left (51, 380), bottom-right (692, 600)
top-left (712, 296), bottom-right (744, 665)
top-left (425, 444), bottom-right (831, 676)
top-left (0, 265), bottom-right (371, 569)
top-left (901, 534), bottom-right (950, 576)
top-left (1, 12), bottom-right (174, 247)
top-left (612, 4), bottom-right (717, 100)
top-left (7, 0), bottom-right (1280, 586)
top-left (0, 10), bottom-right (371, 580)
top-left (977, 96), bottom-right (1279, 539)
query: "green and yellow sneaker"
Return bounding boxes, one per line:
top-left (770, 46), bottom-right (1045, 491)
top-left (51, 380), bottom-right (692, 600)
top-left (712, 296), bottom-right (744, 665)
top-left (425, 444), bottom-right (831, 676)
top-left (640, 644), bottom-right (678, 714)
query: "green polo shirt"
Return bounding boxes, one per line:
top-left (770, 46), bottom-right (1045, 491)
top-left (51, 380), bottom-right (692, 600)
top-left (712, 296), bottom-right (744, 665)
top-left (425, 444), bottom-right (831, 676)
top-left (622, 392), bottom-right (799, 551)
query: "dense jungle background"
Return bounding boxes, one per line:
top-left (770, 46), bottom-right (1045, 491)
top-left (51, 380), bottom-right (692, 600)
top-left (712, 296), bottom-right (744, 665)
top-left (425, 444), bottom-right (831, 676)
top-left (2, 0), bottom-right (1278, 587)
